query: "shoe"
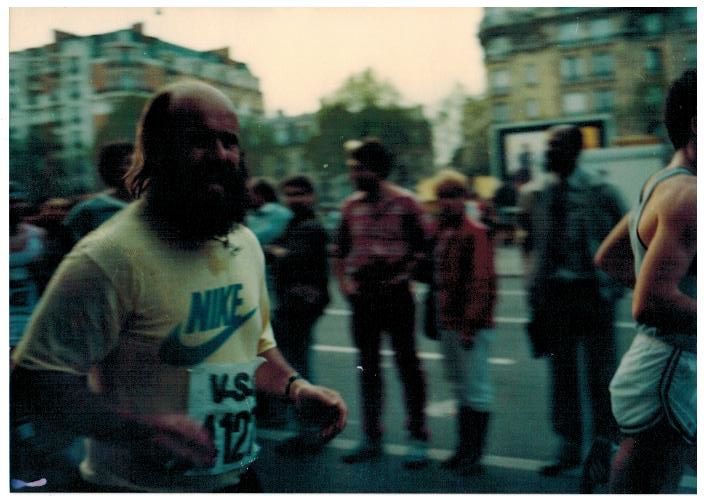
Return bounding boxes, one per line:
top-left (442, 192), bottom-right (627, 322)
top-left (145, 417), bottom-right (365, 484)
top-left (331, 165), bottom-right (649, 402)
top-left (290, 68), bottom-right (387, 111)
top-left (580, 437), bottom-right (617, 492)
top-left (341, 439), bottom-right (382, 464)
top-left (540, 458), bottom-right (580, 476)
top-left (440, 452), bottom-right (469, 470)
top-left (403, 437), bottom-right (429, 470)
top-left (540, 439), bottom-right (581, 476)
top-left (274, 435), bottom-right (324, 457)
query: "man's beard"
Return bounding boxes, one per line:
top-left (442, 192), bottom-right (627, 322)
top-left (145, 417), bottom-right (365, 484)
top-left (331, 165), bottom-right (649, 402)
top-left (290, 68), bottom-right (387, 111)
top-left (147, 158), bottom-right (249, 244)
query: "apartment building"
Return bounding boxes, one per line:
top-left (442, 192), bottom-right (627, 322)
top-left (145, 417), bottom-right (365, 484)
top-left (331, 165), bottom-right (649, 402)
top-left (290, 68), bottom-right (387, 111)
top-left (478, 7), bottom-right (696, 178)
top-left (10, 23), bottom-right (263, 194)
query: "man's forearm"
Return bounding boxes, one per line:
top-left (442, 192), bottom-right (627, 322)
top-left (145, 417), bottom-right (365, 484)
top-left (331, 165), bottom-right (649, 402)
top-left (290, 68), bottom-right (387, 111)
top-left (11, 366), bottom-right (155, 443)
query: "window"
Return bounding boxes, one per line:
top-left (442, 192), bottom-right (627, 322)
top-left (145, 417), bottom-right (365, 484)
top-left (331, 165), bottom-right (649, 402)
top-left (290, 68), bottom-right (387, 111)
top-left (526, 99), bottom-right (540, 119)
top-left (558, 22), bottom-right (586, 45)
top-left (490, 69), bottom-right (511, 94)
top-left (69, 57), bottom-right (80, 74)
top-left (683, 8), bottom-right (696, 27)
top-left (644, 48), bottom-right (662, 74)
top-left (525, 64), bottom-right (538, 85)
top-left (590, 19), bottom-right (612, 41)
top-left (686, 41), bottom-right (696, 68)
top-left (562, 92), bottom-right (587, 115)
top-left (593, 89), bottom-right (615, 112)
top-left (70, 81), bottom-right (81, 99)
top-left (592, 52), bottom-right (614, 78)
top-left (120, 72), bottom-right (135, 90)
top-left (642, 14), bottom-right (663, 35)
top-left (73, 131), bottom-right (83, 149)
top-left (561, 57), bottom-right (585, 82)
top-left (644, 85), bottom-right (663, 107)
top-left (492, 103), bottom-right (510, 122)
top-left (487, 36), bottom-right (511, 59)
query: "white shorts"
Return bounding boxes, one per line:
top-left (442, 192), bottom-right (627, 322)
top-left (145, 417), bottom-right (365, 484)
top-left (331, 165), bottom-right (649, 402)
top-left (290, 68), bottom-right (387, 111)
top-left (610, 333), bottom-right (696, 444)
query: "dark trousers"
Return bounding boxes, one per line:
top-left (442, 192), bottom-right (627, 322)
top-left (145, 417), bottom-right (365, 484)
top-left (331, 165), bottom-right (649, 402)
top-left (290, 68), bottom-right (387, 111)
top-left (273, 303), bottom-right (324, 381)
top-left (350, 285), bottom-right (427, 440)
top-left (547, 305), bottom-right (618, 448)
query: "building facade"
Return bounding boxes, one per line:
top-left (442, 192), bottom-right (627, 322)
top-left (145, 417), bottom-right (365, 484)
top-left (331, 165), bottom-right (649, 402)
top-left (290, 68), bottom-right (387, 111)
top-left (10, 23), bottom-right (263, 196)
top-left (478, 7), bottom-right (696, 178)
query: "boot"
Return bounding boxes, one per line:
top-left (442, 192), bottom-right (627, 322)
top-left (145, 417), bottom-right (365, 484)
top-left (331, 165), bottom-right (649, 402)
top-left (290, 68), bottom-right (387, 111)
top-left (457, 409), bottom-right (490, 475)
top-left (441, 407), bottom-right (490, 474)
top-left (440, 406), bottom-right (474, 469)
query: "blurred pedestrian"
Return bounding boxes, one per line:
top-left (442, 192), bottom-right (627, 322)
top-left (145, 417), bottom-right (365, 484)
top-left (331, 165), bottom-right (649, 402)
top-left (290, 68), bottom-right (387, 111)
top-left (245, 177), bottom-right (294, 427)
top-left (334, 137), bottom-right (429, 469)
top-left (430, 170), bottom-right (496, 475)
top-left (523, 125), bottom-right (626, 476)
top-left (11, 80), bottom-right (347, 492)
top-left (63, 141), bottom-right (134, 246)
top-left (10, 182), bottom-right (47, 348)
top-left (266, 174), bottom-right (331, 454)
top-left (594, 69), bottom-right (696, 493)
top-left (267, 174), bottom-right (330, 381)
top-left (246, 177), bottom-right (293, 246)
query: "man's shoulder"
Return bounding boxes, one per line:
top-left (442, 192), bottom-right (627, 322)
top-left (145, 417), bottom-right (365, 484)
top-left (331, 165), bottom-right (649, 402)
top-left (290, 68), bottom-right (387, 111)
top-left (384, 183), bottom-right (418, 200)
top-left (651, 172), bottom-right (696, 221)
top-left (262, 202), bottom-right (293, 220)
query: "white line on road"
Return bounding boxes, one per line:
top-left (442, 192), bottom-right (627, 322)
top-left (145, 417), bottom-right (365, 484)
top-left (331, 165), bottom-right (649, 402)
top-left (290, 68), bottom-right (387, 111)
top-left (313, 343), bottom-right (516, 365)
top-left (256, 429), bottom-right (696, 490)
top-left (323, 308), bottom-right (636, 330)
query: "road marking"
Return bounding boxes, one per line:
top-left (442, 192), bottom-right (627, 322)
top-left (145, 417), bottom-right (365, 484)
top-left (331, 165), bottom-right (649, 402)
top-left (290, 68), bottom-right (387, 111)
top-left (425, 399), bottom-right (457, 417)
top-left (313, 344), bottom-right (516, 365)
top-left (324, 308), bottom-right (637, 330)
top-left (257, 429), bottom-right (695, 489)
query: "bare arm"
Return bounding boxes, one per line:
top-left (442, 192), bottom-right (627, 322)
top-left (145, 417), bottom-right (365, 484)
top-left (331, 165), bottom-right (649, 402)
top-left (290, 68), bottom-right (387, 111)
top-left (632, 183), bottom-right (696, 333)
top-left (256, 347), bottom-right (347, 441)
top-left (10, 365), bottom-right (216, 467)
top-left (594, 213), bottom-right (635, 288)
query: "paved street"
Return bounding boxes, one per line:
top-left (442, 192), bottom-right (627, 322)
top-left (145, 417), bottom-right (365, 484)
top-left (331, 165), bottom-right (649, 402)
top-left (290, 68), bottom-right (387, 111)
top-left (253, 247), bottom-right (696, 493)
top-left (10, 248), bottom-right (696, 493)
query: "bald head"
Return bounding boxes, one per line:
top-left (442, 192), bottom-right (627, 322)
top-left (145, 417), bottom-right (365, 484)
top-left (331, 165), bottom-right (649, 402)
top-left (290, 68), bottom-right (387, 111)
top-left (126, 80), bottom-right (240, 197)
top-left (125, 80), bottom-right (249, 242)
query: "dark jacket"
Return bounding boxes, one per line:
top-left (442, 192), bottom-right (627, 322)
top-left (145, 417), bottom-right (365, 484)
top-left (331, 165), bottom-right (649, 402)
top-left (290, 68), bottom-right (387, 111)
top-left (271, 211), bottom-right (330, 312)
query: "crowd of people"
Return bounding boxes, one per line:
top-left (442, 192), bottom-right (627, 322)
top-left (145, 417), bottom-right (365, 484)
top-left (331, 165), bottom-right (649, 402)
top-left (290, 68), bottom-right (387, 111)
top-left (9, 69), bottom-right (695, 493)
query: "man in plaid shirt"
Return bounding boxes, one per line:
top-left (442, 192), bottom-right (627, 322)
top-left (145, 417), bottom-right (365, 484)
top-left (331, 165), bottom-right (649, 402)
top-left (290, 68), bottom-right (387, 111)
top-left (333, 137), bottom-right (429, 469)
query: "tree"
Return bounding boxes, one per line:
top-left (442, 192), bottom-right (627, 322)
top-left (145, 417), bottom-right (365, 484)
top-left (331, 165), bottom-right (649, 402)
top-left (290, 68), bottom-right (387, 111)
top-left (321, 68), bottom-right (403, 112)
top-left (306, 69), bottom-right (434, 200)
top-left (238, 116), bottom-right (275, 177)
top-left (451, 96), bottom-right (491, 176)
top-left (93, 95), bottom-right (149, 155)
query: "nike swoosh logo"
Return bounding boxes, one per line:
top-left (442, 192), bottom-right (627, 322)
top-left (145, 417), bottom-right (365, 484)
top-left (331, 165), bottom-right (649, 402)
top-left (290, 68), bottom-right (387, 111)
top-left (159, 307), bottom-right (258, 366)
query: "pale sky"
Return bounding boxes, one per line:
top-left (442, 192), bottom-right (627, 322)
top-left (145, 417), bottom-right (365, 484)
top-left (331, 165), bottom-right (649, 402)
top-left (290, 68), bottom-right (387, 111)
top-left (8, 6), bottom-right (487, 116)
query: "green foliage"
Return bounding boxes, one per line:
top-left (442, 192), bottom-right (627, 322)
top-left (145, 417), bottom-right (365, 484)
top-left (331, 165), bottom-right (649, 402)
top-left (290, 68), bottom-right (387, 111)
top-left (93, 95), bottom-right (149, 158)
top-left (10, 130), bottom-right (68, 203)
top-left (306, 69), bottom-right (433, 197)
top-left (321, 68), bottom-right (403, 111)
top-left (451, 96), bottom-right (491, 176)
top-left (239, 117), bottom-right (275, 177)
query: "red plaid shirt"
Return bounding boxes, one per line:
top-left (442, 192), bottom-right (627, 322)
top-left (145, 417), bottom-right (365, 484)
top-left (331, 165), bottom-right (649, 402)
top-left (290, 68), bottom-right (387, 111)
top-left (334, 184), bottom-right (426, 288)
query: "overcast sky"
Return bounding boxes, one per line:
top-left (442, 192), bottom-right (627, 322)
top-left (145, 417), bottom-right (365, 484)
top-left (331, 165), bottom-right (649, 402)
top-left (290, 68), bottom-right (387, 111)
top-left (8, 6), bottom-right (487, 116)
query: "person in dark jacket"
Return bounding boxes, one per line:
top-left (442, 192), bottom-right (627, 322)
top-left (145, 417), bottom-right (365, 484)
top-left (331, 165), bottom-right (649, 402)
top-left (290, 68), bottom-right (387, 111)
top-left (266, 174), bottom-right (332, 454)
top-left (267, 174), bottom-right (330, 382)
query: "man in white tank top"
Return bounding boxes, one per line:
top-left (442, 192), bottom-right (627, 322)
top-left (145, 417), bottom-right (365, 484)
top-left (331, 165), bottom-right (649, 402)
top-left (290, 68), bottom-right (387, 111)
top-left (595, 69), bottom-right (696, 493)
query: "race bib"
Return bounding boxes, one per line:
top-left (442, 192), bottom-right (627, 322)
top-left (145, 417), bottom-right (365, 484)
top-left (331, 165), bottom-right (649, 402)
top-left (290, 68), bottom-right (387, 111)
top-left (185, 358), bottom-right (265, 476)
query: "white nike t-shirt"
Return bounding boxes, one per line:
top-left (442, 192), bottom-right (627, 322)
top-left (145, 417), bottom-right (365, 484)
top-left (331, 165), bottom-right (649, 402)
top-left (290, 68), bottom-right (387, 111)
top-left (13, 199), bottom-right (276, 491)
